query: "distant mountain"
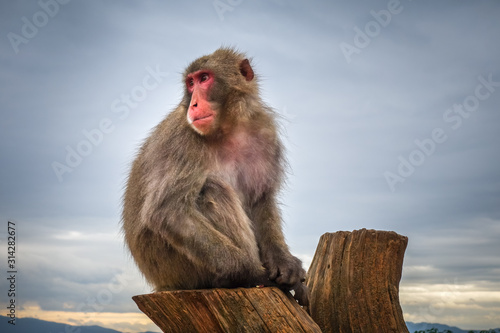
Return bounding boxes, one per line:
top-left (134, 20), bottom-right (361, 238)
top-left (406, 321), bottom-right (500, 333)
top-left (0, 316), bottom-right (159, 333)
top-left (2, 316), bottom-right (498, 333)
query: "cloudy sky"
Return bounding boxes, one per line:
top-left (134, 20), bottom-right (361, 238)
top-left (1, 1), bottom-right (499, 332)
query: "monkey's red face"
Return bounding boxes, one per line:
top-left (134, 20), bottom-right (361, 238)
top-left (186, 70), bottom-right (217, 135)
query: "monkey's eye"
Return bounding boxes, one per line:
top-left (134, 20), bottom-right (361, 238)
top-left (200, 73), bottom-right (209, 83)
top-left (187, 78), bottom-right (194, 87)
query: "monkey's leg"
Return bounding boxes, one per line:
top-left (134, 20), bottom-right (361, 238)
top-left (141, 176), bottom-right (270, 290)
top-left (192, 177), bottom-right (271, 288)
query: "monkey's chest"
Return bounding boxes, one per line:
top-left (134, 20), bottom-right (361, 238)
top-left (215, 137), bottom-right (275, 204)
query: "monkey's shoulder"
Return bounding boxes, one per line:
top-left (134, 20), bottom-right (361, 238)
top-left (142, 111), bottom-right (202, 157)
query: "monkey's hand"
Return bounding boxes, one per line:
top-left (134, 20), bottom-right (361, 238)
top-left (265, 253), bottom-right (306, 287)
top-left (255, 271), bottom-right (309, 307)
top-left (263, 253), bottom-right (309, 306)
top-left (291, 282), bottom-right (309, 307)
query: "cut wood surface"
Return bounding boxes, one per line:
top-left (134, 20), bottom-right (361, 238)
top-left (133, 286), bottom-right (321, 333)
top-left (133, 229), bottom-right (409, 332)
top-left (307, 229), bottom-right (409, 333)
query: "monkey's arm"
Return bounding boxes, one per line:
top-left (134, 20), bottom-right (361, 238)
top-left (251, 193), bottom-right (309, 305)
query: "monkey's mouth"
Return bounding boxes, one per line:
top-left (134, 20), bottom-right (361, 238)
top-left (192, 114), bottom-right (214, 125)
top-left (194, 114), bottom-right (212, 121)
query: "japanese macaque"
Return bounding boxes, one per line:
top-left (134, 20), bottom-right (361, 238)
top-left (122, 47), bottom-right (308, 306)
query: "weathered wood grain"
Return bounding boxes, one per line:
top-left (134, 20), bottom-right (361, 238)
top-left (133, 287), bottom-right (321, 333)
top-left (307, 229), bottom-right (409, 333)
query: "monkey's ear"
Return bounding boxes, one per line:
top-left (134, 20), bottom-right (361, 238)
top-left (239, 59), bottom-right (254, 81)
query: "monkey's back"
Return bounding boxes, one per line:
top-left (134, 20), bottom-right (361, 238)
top-left (122, 107), bottom-right (214, 290)
top-left (120, 48), bottom-right (307, 304)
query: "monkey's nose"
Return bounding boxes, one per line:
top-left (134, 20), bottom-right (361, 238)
top-left (192, 103), bottom-right (198, 107)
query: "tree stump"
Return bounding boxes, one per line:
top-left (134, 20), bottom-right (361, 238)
top-left (133, 287), bottom-right (321, 333)
top-left (306, 229), bottom-right (409, 333)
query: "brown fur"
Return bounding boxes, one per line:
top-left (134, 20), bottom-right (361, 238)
top-left (122, 47), bottom-right (308, 305)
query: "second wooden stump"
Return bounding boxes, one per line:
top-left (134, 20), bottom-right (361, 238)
top-left (307, 229), bottom-right (409, 333)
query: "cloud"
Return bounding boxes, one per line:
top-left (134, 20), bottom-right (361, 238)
top-left (1, 0), bottom-right (499, 330)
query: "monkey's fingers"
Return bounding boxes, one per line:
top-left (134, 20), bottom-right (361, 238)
top-left (265, 263), bottom-right (280, 281)
top-left (254, 270), bottom-right (279, 288)
top-left (276, 266), bottom-right (306, 287)
top-left (292, 283), bottom-right (309, 307)
top-left (275, 267), bottom-right (293, 286)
